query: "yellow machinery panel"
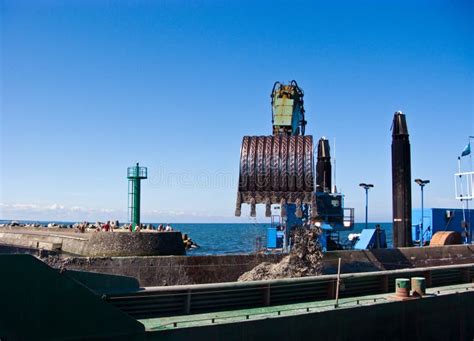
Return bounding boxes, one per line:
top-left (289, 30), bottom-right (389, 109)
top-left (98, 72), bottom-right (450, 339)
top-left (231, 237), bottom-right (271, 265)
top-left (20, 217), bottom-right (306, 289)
top-left (273, 97), bottom-right (294, 127)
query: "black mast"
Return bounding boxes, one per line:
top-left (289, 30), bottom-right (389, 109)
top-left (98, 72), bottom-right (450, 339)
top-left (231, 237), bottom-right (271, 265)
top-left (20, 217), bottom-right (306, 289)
top-left (392, 111), bottom-right (413, 247)
top-left (316, 138), bottom-right (332, 193)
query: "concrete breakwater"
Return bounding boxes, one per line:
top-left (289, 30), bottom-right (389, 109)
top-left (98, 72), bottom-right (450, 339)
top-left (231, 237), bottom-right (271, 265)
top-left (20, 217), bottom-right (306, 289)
top-left (42, 244), bottom-right (474, 286)
top-left (0, 227), bottom-right (185, 256)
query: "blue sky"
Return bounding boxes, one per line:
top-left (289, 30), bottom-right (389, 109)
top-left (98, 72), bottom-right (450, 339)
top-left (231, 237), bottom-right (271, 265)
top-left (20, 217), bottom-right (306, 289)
top-left (1, 0), bottom-right (473, 223)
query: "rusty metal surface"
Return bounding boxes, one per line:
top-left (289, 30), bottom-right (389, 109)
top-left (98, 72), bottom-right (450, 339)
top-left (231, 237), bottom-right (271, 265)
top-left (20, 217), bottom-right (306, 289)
top-left (304, 137), bottom-right (313, 193)
top-left (235, 136), bottom-right (314, 216)
top-left (430, 231), bottom-right (463, 246)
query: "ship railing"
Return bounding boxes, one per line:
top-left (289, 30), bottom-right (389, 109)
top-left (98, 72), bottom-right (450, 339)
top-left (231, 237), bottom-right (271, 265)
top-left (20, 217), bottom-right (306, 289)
top-left (105, 262), bottom-right (474, 319)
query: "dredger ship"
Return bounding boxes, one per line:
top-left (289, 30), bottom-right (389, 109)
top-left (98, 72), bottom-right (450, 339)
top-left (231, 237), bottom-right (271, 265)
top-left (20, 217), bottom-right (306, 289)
top-left (0, 81), bottom-right (473, 340)
top-left (235, 81), bottom-right (471, 252)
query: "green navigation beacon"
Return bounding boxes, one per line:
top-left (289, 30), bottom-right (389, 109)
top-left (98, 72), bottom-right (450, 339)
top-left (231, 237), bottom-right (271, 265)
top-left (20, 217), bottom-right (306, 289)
top-left (127, 163), bottom-right (147, 231)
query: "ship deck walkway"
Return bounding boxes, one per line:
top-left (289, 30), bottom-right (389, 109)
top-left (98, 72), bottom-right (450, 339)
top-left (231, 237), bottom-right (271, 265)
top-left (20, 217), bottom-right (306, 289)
top-left (140, 282), bottom-right (474, 332)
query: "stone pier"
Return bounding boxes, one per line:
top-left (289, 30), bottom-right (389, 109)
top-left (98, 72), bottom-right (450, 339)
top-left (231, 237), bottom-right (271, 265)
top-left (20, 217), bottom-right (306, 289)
top-left (0, 227), bottom-right (185, 256)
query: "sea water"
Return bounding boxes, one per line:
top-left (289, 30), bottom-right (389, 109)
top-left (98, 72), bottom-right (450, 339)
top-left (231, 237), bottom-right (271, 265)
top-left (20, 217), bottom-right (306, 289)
top-left (176, 222), bottom-right (393, 255)
top-left (0, 220), bottom-right (393, 255)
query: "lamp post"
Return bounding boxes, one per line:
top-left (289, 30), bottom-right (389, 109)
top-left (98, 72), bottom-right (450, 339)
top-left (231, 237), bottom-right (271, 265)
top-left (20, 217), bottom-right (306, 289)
top-left (359, 183), bottom-right (374, 229)
top-left (415, 179), bottom-right (430, 246)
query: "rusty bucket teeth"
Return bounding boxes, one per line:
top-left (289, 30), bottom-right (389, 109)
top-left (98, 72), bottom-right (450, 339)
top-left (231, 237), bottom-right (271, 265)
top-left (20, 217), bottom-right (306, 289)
top-left (280, 199), bottom-right (287, 218)
top-left (235, 193), bottom-right (242, 217)
top-left (235, 135), bottom-right (315, 217)
top-left (265, 200), bottom-right (271, 218)
top-left (250, 198), bottom-right (256, 217)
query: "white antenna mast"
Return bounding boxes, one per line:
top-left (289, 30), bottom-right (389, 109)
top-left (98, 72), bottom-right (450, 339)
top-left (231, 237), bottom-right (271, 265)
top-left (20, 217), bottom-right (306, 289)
top-left (455, 136), bottom-right (474, 243)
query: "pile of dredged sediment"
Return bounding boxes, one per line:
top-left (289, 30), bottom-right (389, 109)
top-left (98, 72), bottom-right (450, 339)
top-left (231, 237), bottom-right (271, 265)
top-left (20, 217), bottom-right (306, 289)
top-left (238, 226), bottom-right (322, 281)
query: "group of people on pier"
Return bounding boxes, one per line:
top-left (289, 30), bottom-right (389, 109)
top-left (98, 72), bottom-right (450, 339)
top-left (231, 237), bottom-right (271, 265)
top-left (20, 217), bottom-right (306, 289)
top-left (74, 221), bottom-right (198, 249)
top-left (75, 221), bottom-right (177, 233)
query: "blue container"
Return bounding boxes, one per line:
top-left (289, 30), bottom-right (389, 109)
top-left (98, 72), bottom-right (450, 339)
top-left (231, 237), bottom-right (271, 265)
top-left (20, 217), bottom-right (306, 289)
top-left (267, 227), bottom-right (277, 248)
top-left (412, 208), bottom-right (474, 244)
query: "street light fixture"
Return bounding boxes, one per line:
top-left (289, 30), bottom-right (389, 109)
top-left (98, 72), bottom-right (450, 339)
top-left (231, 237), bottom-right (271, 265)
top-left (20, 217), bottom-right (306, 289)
top-left (359, 183), bottom-right (374, 229)
top-left (414, 179), bottom-right (430, 246)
